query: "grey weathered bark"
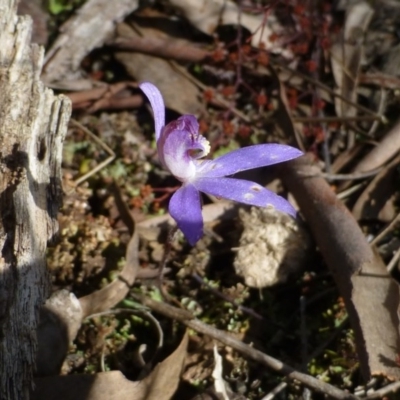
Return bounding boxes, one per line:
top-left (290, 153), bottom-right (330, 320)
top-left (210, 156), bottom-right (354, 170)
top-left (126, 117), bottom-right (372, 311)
top-left (42, 0), bottom-right (139, 86)
top-left (0, 2), bottom-right (71, 399)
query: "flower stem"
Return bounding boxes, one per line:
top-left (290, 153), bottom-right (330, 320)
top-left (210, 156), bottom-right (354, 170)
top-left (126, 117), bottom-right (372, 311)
top-left (157, 226), bottom-right (178, 300)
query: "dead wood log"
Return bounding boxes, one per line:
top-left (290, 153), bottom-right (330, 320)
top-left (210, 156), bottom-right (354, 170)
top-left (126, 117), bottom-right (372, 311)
top-left (0, 2), bottom-right (71, 399)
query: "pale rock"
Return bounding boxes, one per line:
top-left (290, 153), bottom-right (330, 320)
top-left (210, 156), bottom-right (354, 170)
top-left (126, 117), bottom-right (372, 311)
top-left (234, 207), bottom-right (310, 288)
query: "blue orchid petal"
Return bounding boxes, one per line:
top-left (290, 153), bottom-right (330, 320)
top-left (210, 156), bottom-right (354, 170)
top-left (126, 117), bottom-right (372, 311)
top-left (160, 128), bottom-right (197, 181)
top-left (193, 177), bottom-right (296, 217)
top-left (196, 144), bottom-right (303, 178)
top-left (174, 115), bottom-right (199, 136)
top-left (139, 82), bottom-right (165, 142)
top-left (169, 184), bottom-right (203, 245)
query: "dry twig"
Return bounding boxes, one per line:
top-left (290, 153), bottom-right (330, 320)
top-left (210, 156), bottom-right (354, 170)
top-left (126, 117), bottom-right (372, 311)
top-left (132, 294), bottom-right (359, 400)
top-left (351, 118), bottom-right (400, 173)
top-left (111, 36), bottom-right (210, 63)
top-left (364, 380), bottom-right (400, 399)
top-left (370, 212), bottom-right (400, 246)
top-left (274, 61), bottom-right (385, 122)
top-left (67, 82), bottom-right (143, 113)
top-left (69, 118), bottom-right (116, 187)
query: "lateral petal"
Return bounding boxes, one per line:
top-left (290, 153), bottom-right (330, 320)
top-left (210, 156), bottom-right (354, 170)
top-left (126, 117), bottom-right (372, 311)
top-left (169, 184), bottom-right (203, 245)
top-left (194, 177), bottom-right (296, 216)
top-left (196, 144), bottom-right (303, 178)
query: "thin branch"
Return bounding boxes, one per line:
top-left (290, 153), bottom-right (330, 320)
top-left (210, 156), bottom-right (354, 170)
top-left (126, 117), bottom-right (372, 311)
top-left (85, 308), bottom-right (164, 356)
top-left (262, 382), bottom-right (288, 400)
top-left (273, 61), bottom-right (386, 122)
top-left (293, 116), bottom-right (382, 123)
top-left (191, 273), bottom-right (264, 320)
top-left (387, 247), bottom-right (400, 272)
top-left (364, 380), bottom-right (400, 399)
top-left (352, 118), bottom-right (400, 173)
top-left (131, 294), bottom-right (359, 400)
top-left (170, 62), bottom-right (251, 123)
top-left (69, 118), bottom-right (116, 187)
top-left (337, 182), bottom-right (368, 200)
top-left (299, 167), bottom-right (382, 181)
top-left (370, 212), bottom-right (400, 246)
top-left (110, 36), bottom-right (210, 63)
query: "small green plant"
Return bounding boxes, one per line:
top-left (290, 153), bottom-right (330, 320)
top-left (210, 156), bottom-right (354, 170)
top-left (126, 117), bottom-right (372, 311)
top-left (47, 0), bottom-right (86, 15)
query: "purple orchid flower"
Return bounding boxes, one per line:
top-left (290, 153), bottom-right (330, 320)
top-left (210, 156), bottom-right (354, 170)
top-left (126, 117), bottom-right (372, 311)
top-left (140, 82), bottom-right (303, 245)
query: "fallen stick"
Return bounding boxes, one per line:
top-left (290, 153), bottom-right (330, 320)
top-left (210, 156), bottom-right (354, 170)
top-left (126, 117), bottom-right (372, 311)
top-left (131, 294), bottom-right (359, 400)
top-left (111, 36), bottom-right (211, 63)
top-left (66, 82), bottom-right (143, 112)
top-left (351, 118), bottom-right (400, 173)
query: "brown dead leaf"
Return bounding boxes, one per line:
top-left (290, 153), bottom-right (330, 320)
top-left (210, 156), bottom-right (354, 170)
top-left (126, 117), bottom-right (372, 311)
top-left (330, 1), bottom-right (374, 118)
top-left (36, 185), bottom-right (140, 376)
top-left (268, 64), bottom-right (305, 151)
top-left (115, 22), bottom-right (203, 116)
top-left (79, 183), bottom-right (139, 318)
top-left (36, 291), bottom-right (83, 377)
top-left (277, 155), bottom-right (400, 381)
top-left (351, 248), bottom-right (400, 380)
top-left (140, 332), bottom-right (188, 400)
top-left (352, 118), bottom-right (400, 173)
top-left (43, 0), bottom-right (139, 85)
top-left (352, 153), bottom-right (400, 222)
top-left (32, 332), bottom-right (188, 400)
top-left (168, 0), bottom-right (290, 56)
top-left (331, 144), bottom-right (364, 173)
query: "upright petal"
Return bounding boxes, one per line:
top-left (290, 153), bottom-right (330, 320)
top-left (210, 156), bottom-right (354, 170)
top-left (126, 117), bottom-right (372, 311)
top-left (163, 115), bottom-right (199, 138)
top-left (196, 144), bottom-right (303, 178)
top-left (169, 184), bottom-right (203, 245)
top-left (175, 115), bottom-right (199, 136)
top-left (193, 177), bottom-right (296, 216)
top-left (139, 82), bottom-right (165, 142)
